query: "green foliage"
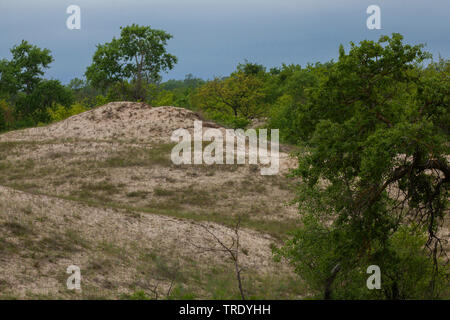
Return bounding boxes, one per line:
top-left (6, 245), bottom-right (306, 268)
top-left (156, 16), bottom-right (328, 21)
top-left (151, 90), bottom-right (175, 106)
top-left (94, 95), bottom-right (110, 107)
top-left (85, 24), bottom-right (178, 100)
top-left (267, 63), bottom-right (330, 143)
top-left (6, 40), bottom-right (53, 95)
top-left (269, 94), bottom-right (299, 143)
top-left (47, 103), bottom-right (89, 123)
top-left (146, 74), bottom-right (206, 108)
top-left (0, 41), bottom-right (71, 127)
top-left (0, 59), bottom-right (19, 97)
top-left (161, 73), bottom-right (205, 91)
top-left (105, 81), bottom-right (135, 102)
top-left (0, 99), bottom-right (14, 132)
top-left (66, 78), bottom-right (102, 108)
top-left (277, 34), bottom-right (449, 299)
top-left (237, 61), bottom-right (266, 76)
top-left (230, 117), bottom-right (251, 129)
top-left (192, 70), bottom-right (267, 127)
top-left (13, 80), bottom-right (74, 124)
top-left (276, 215), bottom-right (447, 299)
top-left (376, 225), bottom-right (448, 299)
top-left (85, 39), bottom-right (124, 92)
top-left (274, 214), bottom-right (338, 296)
top-left (167, 285), bottom-right (197, 300)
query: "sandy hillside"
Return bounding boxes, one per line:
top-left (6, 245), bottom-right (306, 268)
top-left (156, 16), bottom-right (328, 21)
top-left (0, 102), bottom-right (305, 299)
top-left (0, 102), bottom-right (202, 142)
top-left (0, 102), bottom-right (241, 143)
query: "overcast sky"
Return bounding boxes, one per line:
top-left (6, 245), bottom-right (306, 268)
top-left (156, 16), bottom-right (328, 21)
top-left (1, 0), bottom-right (449, 83)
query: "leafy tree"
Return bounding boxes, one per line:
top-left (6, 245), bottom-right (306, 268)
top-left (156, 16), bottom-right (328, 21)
top-left (277, 34), bottom-right (449, 299)
top-left (0, 59), bottom-right (19, 97)
top-left (151, 90), bottom-right (175, 106)
top-left (68, 77), bottom-right (86, 91)
top-left (0, 99), bottom-right (14, 131)
top-left (161, 74), bottom-right (205, 91)
top-left (16, 79), bottom-right (74, 123)
top-left (0, 40), bottom-right (59, 125)
top-left (67, 77), bottom-right (103, 108)
top-left (85, 24), bottom-right (178, 101)
top-left (267, 63), bottom-right (325, 143)
top-left (181, 73), bottom-right (205, 89)
top-left (8, 40), bottom-right (53, 95)
top-left (192, 71), bottom-right (266, 127)
top-left (47, 103), bottom-right (88, 123)
top-left (237, 61), bottom-right (266, 76)
top-left (85, 39), bottom-right (125, 93)
top-left (154, 74), bottom-right (205, 109)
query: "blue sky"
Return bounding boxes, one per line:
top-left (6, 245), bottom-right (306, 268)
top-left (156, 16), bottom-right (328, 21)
top-left (1, 0), bottom-right (449, 83)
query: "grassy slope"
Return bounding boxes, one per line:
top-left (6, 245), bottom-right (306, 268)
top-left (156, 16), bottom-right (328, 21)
top-left (0, 136), bottom-right (306, 299)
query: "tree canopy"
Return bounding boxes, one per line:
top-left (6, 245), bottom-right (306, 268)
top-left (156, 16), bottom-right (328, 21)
top-left (192, 69), bottom-right (267, 128)
top-left (276, 34), bottom-right (449, 299)
top-left (85, 24), bottom-right (178, 101)
top-left (0, 40), bottom-right (74, 125)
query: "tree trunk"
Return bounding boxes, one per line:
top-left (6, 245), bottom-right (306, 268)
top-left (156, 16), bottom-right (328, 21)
top-left (324, 263), bottom-right (341, 300)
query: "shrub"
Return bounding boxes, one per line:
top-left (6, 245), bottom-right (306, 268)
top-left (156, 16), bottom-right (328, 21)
top-left (275, 215), bottom-right (448, 299)
top-left (0, 99), bottom-right (14, 131)
top-left (151, 90), bottom-right (175, 106)
top-left (47, 103), bottom-right (88, 123)
top-left (95, 95), bottom-right (110, 107)
top-left (120, 290), bottom-right (151, 300)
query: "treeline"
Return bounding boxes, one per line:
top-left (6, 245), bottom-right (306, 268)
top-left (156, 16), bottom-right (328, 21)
top-left (1, 28), bottom-right (448, 142)
top-left (0, 40), bottom-right (74, 130)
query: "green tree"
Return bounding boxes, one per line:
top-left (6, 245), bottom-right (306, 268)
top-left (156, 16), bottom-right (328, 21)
top-left (8, 40), bottom-right (53, 95)
top-left (16, 79), bottom-right (74, 123)
top-left (0, 59), bottom-right (19, 97)
top-left (0, 40), bottom-right (58, 125)
top-left (267, 63), bottom-right (325, 143)
top-left (85, 39), bottom-right (125, 92)
top-left (68, 77), bottom-right (86, 91)
top-left (237, 61), bottom-right (266, 76)
top-left (277, 34), bottom-right (449, 299)
top-left (0, 99), bottom-right (14, 131)
top-left (85, 24), bottom-right (178, 101)
top-left (47, 103), bottom-right (88, 123)
top-left (192, 71), bottom-right (266, 127)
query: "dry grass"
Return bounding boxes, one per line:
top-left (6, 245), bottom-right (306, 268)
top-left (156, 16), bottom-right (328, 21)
top-left (0, 186), bottom-right (306, 299)
top-left (0, 102), bottom-right (304, 299)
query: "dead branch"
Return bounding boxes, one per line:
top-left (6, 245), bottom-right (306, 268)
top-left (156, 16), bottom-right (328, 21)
top-left (189, 217), bottom-right (246, 300)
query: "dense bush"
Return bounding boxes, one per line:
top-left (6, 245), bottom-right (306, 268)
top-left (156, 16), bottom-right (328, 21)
top-left (275, 34), bottom-right (449, 299)
top-left (275, 215), bottom-right (447, 299)
top-left (47, 103), bottom-right (89, 123)
top-left (0, 99), bottom-right (14, 131)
